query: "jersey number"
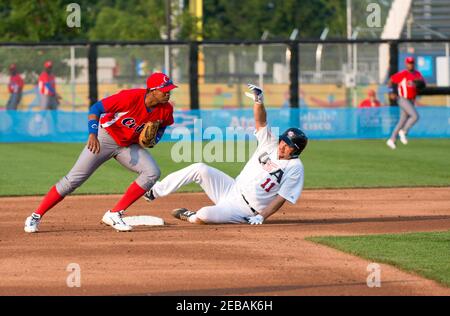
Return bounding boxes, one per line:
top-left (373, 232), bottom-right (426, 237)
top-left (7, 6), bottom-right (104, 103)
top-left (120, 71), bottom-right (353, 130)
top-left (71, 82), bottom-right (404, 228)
top-left (261, 178), bottom-right (276, 192)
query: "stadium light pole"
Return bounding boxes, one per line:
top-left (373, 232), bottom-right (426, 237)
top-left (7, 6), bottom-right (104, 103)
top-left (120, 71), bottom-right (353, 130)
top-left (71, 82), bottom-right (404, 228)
top-left (346, 0), bottom-right (352, 74)
top-left (190, 0), bottom-right (204, 84)
top-left (351, 28), bottom-right (359, 108)
top-left (446, 43), bottom-right (450, 106)
top-left (315, 27), bottom-right (329, 82)
top-left (258, 30), bottom-right (269, 88)
top-left (165, 0), bottom-right (172, 77)
top-left (70, 46), bottom-right (76, 111)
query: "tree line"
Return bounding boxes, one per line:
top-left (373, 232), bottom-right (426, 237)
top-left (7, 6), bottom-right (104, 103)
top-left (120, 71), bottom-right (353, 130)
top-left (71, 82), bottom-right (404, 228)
top-left (0, 0), bottom-right (347, 42)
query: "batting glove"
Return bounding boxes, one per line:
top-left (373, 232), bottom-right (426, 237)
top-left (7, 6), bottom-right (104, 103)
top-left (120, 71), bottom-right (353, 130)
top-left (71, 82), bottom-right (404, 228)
top-left (247, 214), bottom-right (264, 225)
top-left (245, 84), bottom-right (264, 104)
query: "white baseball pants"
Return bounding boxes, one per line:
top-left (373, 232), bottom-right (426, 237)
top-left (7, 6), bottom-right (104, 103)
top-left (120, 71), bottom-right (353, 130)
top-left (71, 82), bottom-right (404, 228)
top-left (152, 163), bottom-right (255, 224)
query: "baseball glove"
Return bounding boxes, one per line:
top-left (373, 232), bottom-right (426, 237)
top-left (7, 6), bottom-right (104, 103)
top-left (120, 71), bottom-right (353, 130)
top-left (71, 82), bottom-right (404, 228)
top-left (139, 120), bottom-right (161, 148)
top-left (414, 79), bottom-right (426, 91)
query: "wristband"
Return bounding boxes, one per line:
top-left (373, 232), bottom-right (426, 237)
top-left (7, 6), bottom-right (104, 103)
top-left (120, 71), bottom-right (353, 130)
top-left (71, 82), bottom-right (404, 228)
top-left (88, 119), bottom-right (99, 135)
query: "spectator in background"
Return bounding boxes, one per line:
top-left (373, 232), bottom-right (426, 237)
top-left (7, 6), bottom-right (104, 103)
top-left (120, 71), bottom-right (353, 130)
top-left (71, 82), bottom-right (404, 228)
top-left (38, 60), bottom-right (60, 110)
top-left (358, 89), bottom-right (381, 108)
top-left (6, 64), bottom-right (24, 110)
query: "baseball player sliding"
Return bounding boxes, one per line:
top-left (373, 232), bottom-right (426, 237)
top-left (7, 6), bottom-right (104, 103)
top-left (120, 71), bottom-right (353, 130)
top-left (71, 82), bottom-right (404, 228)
top-left (143, 84), bottom-right (308, 225)
top-left (24, 72), bottom-right (176, 233)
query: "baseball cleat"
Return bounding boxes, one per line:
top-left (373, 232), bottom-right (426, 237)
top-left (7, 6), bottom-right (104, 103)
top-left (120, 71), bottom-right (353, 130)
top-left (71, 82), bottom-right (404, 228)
top-left (24, 213), bottom-right (41, 233)
top-left (386, 139), bottom-right (396, 150)
top-left (143, 189), bottom-right (155, 202)
top-left (102, 210), bottom-right (133, 232)
top-left (171, 208), bottom-right (196, 222)
top-left (398, 130), bottom-right (408, 145)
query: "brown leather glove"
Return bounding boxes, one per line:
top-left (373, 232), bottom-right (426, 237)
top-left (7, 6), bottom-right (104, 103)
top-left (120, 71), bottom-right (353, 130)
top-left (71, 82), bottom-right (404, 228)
top-left (138, 120), bottom-right (161, 148)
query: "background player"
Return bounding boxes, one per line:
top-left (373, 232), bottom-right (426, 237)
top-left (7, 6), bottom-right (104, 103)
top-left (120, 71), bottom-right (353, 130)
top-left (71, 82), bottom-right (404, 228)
top-left (386, 56), bottom-right (426, 149)
top-left (6, 63), bottom-right (24, 110)
top-left (24, 72), bottom-right (176, 233)
top-left (38, 60), bottom-right (61, 110)
top-left (358, 89), bottom-right (381, 108)
top-left (144, 84), bottom-right (307, 225)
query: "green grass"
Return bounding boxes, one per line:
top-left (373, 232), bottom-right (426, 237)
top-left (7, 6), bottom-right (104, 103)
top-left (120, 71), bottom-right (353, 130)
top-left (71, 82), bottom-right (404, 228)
top-left (307, 230), bottom-right (450, 287)
top-left (0, 139), bottom-right (449, 196)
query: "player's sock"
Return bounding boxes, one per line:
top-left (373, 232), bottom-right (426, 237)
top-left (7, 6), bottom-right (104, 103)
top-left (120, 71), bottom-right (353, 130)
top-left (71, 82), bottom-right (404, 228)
top-left (34, 185), bottom-right (64, 217)
top-left (111, 181), bottom-right (146, 212)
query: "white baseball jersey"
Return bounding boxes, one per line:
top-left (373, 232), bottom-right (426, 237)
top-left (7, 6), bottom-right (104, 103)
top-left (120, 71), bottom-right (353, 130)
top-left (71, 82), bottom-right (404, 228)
top-left (235, 125), bottom-right (304, 212)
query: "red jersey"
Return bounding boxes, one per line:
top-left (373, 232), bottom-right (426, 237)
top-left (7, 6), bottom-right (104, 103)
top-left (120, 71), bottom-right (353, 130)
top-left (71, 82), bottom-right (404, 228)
top-left (390, 70), bottom-right (424, 100)
top-left (358, 99), bottom-right (381, 108)
top-left (38, 71), bottom-right (56, 96)
top-left (99, 89), bottom-right (174, 147)
top-left (8, 74), bottom-right (24, 94)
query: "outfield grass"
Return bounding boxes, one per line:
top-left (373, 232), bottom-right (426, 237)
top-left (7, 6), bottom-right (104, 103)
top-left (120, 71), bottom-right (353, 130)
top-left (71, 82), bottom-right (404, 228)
top-left (307, 230), bottom-right (450, 287)
top-left (0, 139), bottom-right (449, 196)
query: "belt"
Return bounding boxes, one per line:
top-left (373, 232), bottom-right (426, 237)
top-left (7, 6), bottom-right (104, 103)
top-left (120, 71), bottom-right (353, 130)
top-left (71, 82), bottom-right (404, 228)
top-left (241, 194), bottom-right (258, 214)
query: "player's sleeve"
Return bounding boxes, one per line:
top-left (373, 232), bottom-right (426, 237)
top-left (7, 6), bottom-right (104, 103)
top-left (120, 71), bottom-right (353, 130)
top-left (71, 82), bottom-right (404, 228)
top-left (37, 73), bottom-right (44, 91)
top-left (278, 166), bottom-right (304, 204)
top-left (18, 76), bottom-right (24, 89)
top-left (45, 82), bottom-right (56, 94)
top-left (101, 90), bottom-right (133, 113)
top-left (390, 71), bottom-right (403, 84)
top-left (89, 100), bottom-right (105, 117)
top-left (254, 124), bottom-right (277, 149)
top-left (417, 71), bottom-right (425, 82)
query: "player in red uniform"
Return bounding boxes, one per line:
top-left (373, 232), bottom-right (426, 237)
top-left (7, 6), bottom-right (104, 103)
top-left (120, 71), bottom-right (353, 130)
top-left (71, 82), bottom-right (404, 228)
top-left (24, 72), bottom-right (177, 232)
top-left (386, 56), bottom-right (425, 149)
top-left (38, 60), bottom-right (60, 110)
top-left (358, 89), bottom-right (381, 108)
top-left (6, 64), bottom-right (24, 110)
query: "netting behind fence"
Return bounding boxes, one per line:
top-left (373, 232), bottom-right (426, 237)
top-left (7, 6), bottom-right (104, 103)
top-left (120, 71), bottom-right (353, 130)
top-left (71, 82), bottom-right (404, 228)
top-left (1, 40), bottom-right (450, 111)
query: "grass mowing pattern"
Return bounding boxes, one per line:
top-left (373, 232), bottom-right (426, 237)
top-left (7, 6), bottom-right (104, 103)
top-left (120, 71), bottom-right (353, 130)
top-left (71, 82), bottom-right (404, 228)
top-left (307, 230), bottom-right (450, 287)
top-left (1, 139), bottom-right (449, 196)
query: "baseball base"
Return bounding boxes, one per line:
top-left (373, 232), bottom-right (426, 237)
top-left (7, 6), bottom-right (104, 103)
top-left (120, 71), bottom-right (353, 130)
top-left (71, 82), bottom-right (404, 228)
top-left (122, 215), bottom-right (164, 226)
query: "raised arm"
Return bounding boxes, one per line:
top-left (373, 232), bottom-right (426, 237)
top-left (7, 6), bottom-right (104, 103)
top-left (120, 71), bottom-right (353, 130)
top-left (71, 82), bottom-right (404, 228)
top-left (246, 84), bottom-right (267, 131)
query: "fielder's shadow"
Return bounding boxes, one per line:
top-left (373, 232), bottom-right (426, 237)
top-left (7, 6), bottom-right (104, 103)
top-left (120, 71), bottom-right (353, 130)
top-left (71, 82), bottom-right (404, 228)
top-left (34, 223), bottom-right (177, 234)
top-left (129, 279), bottom-right (420, 296)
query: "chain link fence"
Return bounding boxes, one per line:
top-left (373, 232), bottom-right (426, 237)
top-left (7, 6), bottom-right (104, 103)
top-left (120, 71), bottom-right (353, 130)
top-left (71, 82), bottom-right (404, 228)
top-left (1, 39), bottom-right (449, 111)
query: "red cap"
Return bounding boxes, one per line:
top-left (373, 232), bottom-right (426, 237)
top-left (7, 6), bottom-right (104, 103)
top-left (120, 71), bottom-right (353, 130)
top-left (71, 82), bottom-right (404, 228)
top-left (9, 63), bottom-right (17, 71)
top-left (44, 60), bottom-right (53, 68)
top-left (405, 56), bottom-right (415, 64)
top-left (146, 72), bottom-right (177, 92)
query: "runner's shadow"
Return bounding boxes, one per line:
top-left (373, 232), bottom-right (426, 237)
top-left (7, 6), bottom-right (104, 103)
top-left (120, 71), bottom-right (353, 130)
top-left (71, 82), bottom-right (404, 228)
top-left (267, 215), bottom-right (450, 225)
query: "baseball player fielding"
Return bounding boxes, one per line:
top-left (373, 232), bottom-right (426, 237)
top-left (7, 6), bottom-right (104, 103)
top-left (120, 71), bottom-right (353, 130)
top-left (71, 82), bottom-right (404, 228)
top-left (24, 72), bottom-right (176, 233)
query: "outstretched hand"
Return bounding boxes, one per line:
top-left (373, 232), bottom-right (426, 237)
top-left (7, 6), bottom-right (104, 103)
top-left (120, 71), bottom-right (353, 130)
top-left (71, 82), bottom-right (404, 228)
top-left (247, 214), bottom-right (264, 225)
top-left (245, 83), bottom-right (264, 104)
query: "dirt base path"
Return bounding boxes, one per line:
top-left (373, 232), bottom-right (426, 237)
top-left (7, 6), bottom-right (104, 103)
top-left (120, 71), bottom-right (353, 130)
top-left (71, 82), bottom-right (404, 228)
top-left (1, 187), bottom-right (449, 296)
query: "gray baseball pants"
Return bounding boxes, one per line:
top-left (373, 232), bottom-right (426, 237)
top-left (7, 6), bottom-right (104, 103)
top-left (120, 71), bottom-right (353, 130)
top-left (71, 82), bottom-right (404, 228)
top-left (6, 92), bottom-right (22, 110)
top-left (41, 95), bottom-right (59, 110)
top-left (56, 127), bottom-right (160, 197)
top-left (390, 97), bottom-right (419, 140)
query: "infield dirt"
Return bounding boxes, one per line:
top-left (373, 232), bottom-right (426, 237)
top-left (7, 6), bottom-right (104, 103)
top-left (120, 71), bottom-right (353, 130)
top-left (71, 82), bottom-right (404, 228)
top-left (1, 187), bottom-right (450, 296)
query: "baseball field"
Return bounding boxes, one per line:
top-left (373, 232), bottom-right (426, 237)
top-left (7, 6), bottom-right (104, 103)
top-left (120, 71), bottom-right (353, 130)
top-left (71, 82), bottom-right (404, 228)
top-left (1, 139), bottom-right (449, 295)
